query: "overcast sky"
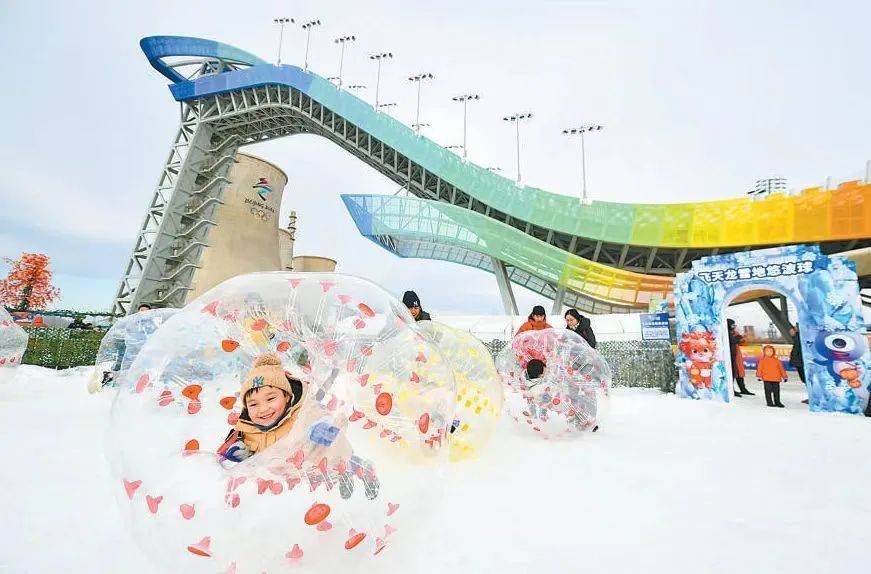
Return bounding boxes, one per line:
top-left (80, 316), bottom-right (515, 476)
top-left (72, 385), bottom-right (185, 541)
top-left (1, 0), bottom-right (869, 324)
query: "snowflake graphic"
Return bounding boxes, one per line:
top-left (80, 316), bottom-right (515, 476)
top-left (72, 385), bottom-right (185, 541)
top-left (825, 291), bottom-right (845, 307)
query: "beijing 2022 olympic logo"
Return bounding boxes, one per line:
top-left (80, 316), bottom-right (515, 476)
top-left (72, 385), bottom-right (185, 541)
top-left (245, 177), bottom-right (276, 222)
top-left (252, 177), bottom-right (272, 201)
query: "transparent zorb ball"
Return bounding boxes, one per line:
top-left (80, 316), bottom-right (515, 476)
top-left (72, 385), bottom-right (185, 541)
top-left (107, 273), bottom-right (455, 573)
top-left (0, 308), bottom-right (28, 383)
top-left (89, 308), bottom-right (177, 393)
top-left (495, 328), bottom-right (611, 439)
top-left (417, 321), bottom-right (503, 461)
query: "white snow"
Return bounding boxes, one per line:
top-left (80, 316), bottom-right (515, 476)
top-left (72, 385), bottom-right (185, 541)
top-left (1, 366), bottom-right (869, 574)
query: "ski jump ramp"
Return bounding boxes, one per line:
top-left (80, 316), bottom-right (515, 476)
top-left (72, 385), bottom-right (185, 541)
top-left (115, 35), bottom-right (871, 314)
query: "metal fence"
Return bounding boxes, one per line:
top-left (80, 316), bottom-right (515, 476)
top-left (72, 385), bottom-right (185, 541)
top-left (22, 328), bottom-right (104, 370)
top-left (481, 338), bottom-right (677, 393)
top-left (19, 325), bottom-right (679, 392)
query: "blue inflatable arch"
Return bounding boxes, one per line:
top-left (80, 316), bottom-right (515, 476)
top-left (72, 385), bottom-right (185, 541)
top-left (674, 245), bottom-right (869, 414)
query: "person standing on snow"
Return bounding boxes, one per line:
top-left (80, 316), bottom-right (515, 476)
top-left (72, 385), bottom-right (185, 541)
top-left (757, 344), bottom-right (788, 408)
top-left (516, 305), bottom-right (551, 335)
top-left (565, 308), bottom-right (597, 349)
top-left (788, 324), bottom-right (809, 404)
top-left (101, 304), bottom-right (156, 388)
top-left (402, 291), bottom-right (431, 322)
top-left (728, 319), bottom-right (754, 397)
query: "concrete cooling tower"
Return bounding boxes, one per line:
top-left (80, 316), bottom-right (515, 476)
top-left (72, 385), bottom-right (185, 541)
top-left (188, 153), bottom-right (288, 300)
top-left (291, 256), bottom-right (337, 272)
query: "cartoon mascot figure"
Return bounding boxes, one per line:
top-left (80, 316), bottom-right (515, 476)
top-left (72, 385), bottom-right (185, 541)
top-left (679, 331), bottom-right (717, 389)
top-left (813, 330), bottom-right (868, 388)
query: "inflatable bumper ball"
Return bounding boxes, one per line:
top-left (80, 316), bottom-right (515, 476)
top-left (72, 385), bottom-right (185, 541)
top-left (0, 308), bottom-right (28, 383)
top-left (107, 273), bottom-right (455, 573)
top-left (495, 328), bottom-right (611, 439)
top-left (418, 321), bottom-right (503, 461)
top-left (89, 308), bottom-right (177, 393)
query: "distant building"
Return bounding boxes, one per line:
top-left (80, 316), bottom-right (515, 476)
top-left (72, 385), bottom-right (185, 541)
top-left (188, 153), bottom-right (288, 300)
top-left (291, 256), bottom-right (337, 272)
top-left (278, 211), bottom-right (297, 271)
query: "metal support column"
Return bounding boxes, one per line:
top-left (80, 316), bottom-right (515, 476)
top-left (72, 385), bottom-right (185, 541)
top-left (758, 298), bottom-right (793, 340)
top-left (551, 285), bottom-right (566, 314)
top-left (113, 107), bottom-right (239, 314)
top-left (777, 295), bottom-right (790, 322)
top-left (492, 257), bottom-right (518, 315)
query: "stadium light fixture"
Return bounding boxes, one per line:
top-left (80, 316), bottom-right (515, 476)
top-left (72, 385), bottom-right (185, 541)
top-left (503, 113), bottom-right (533, 183)
top-left (301, 19), bottom-right (322, 70)
top-left (452, 94), bottom-right (481, 159)
top-left (562, 125), bottom-right (604, 203)
top-left (333, 35), bottom-right (357, 90)
top-left (377, 102), bottom-right (398, 117)
top-left (749, 177), bottom-right (787, 197)
top-left (369, 52), bottom-right (394, 110)
top-left (273, 17), bottom-right (295, 66)
top-left (408, 73), bottom-right (435, 134)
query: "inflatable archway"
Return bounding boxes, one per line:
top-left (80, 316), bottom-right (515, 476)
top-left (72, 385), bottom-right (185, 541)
top-left (674, 245), bottom-right (869, 414)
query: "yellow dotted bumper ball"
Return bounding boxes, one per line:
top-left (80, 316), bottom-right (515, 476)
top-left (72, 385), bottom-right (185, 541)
top-left (418, 322), bottom-right (504, 462)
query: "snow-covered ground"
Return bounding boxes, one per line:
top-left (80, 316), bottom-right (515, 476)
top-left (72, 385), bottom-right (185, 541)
top-left (1, 366), bottom-right (869, 574)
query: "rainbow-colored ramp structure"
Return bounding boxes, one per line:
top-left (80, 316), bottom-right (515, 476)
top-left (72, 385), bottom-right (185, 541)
top-left (114, 35), bottom-right (871, 314)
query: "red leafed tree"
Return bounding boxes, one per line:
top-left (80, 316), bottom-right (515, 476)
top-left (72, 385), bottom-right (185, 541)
top-left (0, 253), bottom-right (61, 310)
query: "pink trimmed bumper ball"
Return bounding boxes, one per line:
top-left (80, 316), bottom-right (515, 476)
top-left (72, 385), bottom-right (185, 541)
top-left (0, 307), bottom-right (28, 383)
top-left (88, 308), bottom-right (177, 393)
top-left (495, 328), bottom-right (611, 439)
top-left (106, 273), bottom-right (455, 573)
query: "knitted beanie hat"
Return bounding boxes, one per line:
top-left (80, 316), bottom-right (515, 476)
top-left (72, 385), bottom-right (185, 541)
top-left (240, 354), bottom-right (294, 399)
top-left (402, 290), bottom-right (421, 308)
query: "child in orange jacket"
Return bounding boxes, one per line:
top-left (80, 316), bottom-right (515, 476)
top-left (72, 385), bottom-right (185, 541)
top-left (217, 354), bottom-right (379, 499)
top-left (516, 305), bottom-right (552, 335)
top-left (756, 345), bottom-right (788, 408)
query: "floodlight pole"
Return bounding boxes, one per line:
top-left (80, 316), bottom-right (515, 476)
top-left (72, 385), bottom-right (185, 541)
top-left (370, 52), bottom-right (393, 110)
top-left (301, 20), bottom-right (321, 70)
top-left (334, 35), bottom-right (356, 90)
top-left (378, 102), bottom-right (398, 116)
top-left (562, 125), bottom-right (604, 202)
top-left (274, 17), bottom-right (294, 66)
top-left (503, 113), bottom-right (532, 183)
top-left (409, 73), bottom-right (434, 134)
top-left (452, 94), bottom-right (480, 159)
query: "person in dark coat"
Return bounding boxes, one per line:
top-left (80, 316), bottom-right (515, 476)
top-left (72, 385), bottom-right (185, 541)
top-left (727, 319), bottom-right (754, 396)
top-left (788, 325), bottom-right (805, 382)
top-left (565, 308), bottom-right (597, 349)
top-left (789, 324), bottom-right (809, 404)
top-left (402, 290), bottom-right (431, 322)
